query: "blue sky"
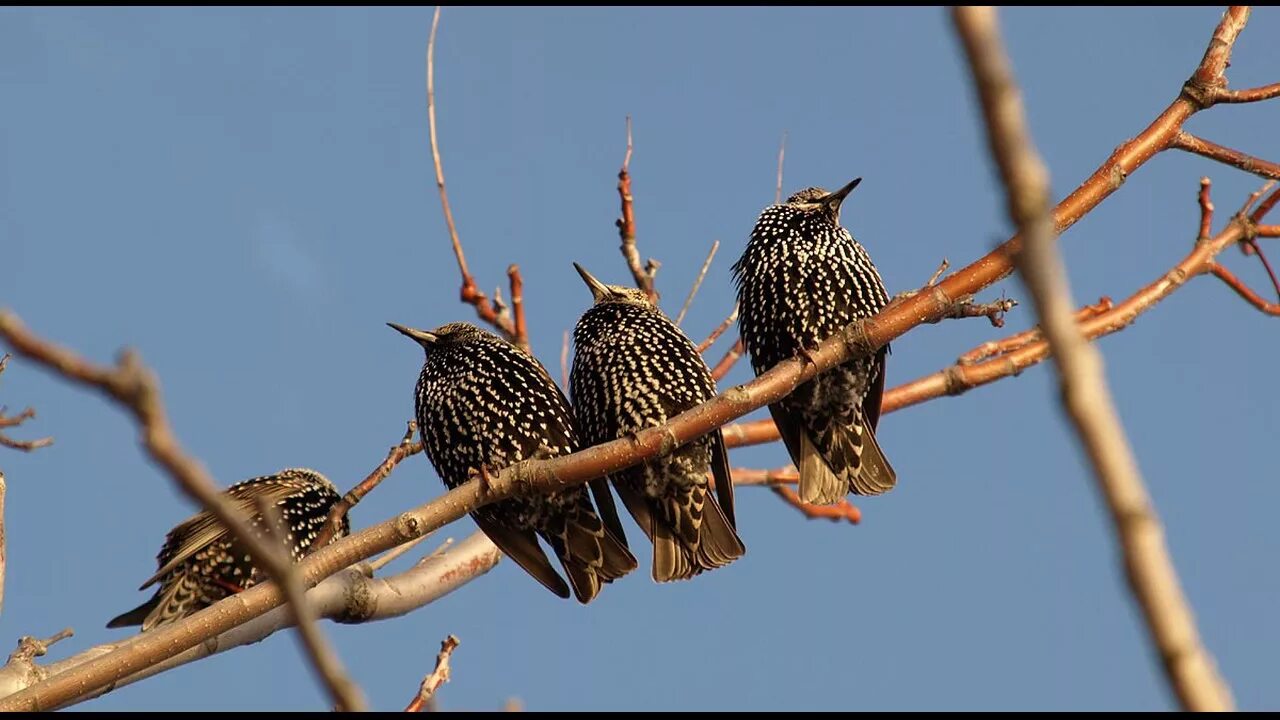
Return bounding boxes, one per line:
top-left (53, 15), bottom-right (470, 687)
top-left (2, 7), bottom-right (1278, 711)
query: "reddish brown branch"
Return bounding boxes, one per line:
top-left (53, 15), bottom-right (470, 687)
top-left (720, 419), bottom-right (780, 449)
top-left (616, 117), bottom-right (659, 303)
top-left (1171, 132), bottom-right (1280, 180)
top-left (697, 305), bottom-right (738, 354)
top-left (405, 635), bottom-right (459, 712)
top-left (710, 338), bottom-right (744, 381)
top-left (731, 465), bottom-right (797, 486)
top-left (1209, 263), bottom-right (1280, 315)
top-left (1207, 81), bottom-right (1280, 104)
top-left (956, 298), bottom-right (1113, 366)
top-left (1250, 181), bottom-right (1280, 222)
top-left (771, 486), bottom-right (860, 525)
top-left (1257, 225), bottom-right (1280, 237)
top-left (426, 7), bottom-right (519, 344)
top-left (313, 422), bottom-right (423, 550)
top-left (1184, 6), bottom-right (1251, 104)
top-left (507, 265), bottom-right (529, 353)
top-left (1198, 176), bottom-right (1215, 241)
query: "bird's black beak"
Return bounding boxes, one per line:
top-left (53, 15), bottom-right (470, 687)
top-left (823, 177), bottom-right (861, 214)
top-left (572, 262), bottom-right (610, 302)
top-left (387, 322), bottom-right (438, 349)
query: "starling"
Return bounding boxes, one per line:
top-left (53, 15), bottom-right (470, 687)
top-left (388, 321), bottom-right (636, 603)
top-left (569, 264), bottom-right (745, 583)
top-left (107, 468), bottom-right (349, 632)
top-left (731, 179), bottom-right (897, 504)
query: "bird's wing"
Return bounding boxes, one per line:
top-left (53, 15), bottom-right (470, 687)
top-left (138, 480), bottom-right (299, 589)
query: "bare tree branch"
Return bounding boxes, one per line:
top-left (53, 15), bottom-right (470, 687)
top-left (404, 635), bottom-right (459, 712)
top-left (1170, 131), bottom-right (1280, 180)
top-left (508, 264), bottom-right (530, 353)
top-left (1207, 81), bottom-right (1280, 103)
top-left (771, 486), bottom-right (860, 524)
top-left (560, 330), bottom-right (571, 390)
top-left (709, 338), bottom-right (744, 381)
top-left (696, 305), bottom-right (738, 354)
top-left (675, 239), bottom-right (719, 326)
top-left (954, 5), bottom-right (1235, 711)
top-left (616, 117), bottom-right (659, 302)
top-left (0, 533), bottom-right (501, 707)
top-left (1210, 262), bottom-right (1280, 315)
top-left (0, 356), bottom-right (52, 452)
top-left (257, 502), bottom-right (363, 712)
top-left (314, 421), bottom-right (422, 551)
top-left (0, 312), bottom-right (365, 711)
top-left (3, 6), bottom-right (1277, 709)
top-left (426, 6), bottom-right (520, 343)
top-left (775, 130), bottom-right (787, 204)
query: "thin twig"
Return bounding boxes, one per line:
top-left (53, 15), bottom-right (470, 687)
top-left (0, 356), bottom-right (52, 452)
top-left (6, 629), bottom-right (73, 667)
top-left (507, 265), bottom-right (529, 353)
top-left (956, 298), bottom-right (1113, 365)
top-left (257, 501), bottom-right (365, 712)
top-left (954, 6), bottom-right (1234, 711)
top-left (775, 130), bottom-right (787, 204)
top-left (675, 240), bottom-right (719, 326)
top-left (368, 533), bottom-right (436, 573)
top-left (1170, 131), bottom-right (1280, 180)
top-left (560, 330), bottom-right (570, 390)
top-left (1198, 176), bottom-right (1215, 242)
top-left (941, 295), bottom-right (1018, 328)
top-left (709, 338), bottom-right (744, 381)
top-left (1207, 80), bottom-right (1280, 104)
top-left (696, 305), bottom-right (738, 354)
top-left (314, 422), bottom-right (423, 550)
top-left (927, 258), bottom-right (951, 287)
top-left (405, 635), bottom-right (459, 712)
top-left (616, 116), bottom-right (659, 302)
top-left (1248, 239), bottom-right (1280, 299)
top-left (730, 466), bottom-right (798, 487)
top-left (1208, 263), bottom-right (1280, 314)
top-left (425, 6), bottom-right (518, 341)
top-left (770, 486), bottom-right (860, 524)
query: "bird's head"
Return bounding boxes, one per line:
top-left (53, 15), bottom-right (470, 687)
top-left (572, 263), bottom-right (654, 308)
top-left (386, 320), bottom-right (489, 352)
top-left (783, 177), bottom-right (862, 224)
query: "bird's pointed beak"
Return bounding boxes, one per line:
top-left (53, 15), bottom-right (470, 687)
top-left (387, 322), bottom-right (438, 348)
top-left (572, 262), bottom-right (610, 302)
top-left (824, 177), bottom-right (862, 213)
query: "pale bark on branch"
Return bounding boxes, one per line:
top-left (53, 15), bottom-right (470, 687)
top-left (953, 5), bottom-right (1235, 711)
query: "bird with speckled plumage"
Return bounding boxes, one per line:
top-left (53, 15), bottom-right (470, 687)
top-left (389, 321), bottom-right (636, 603)
top-left (731, 179), bottom-right (897, 504)
top-left (569, 263), bottom-right (745, 583)
top-left (107, 468), bottom-right (349, 632)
